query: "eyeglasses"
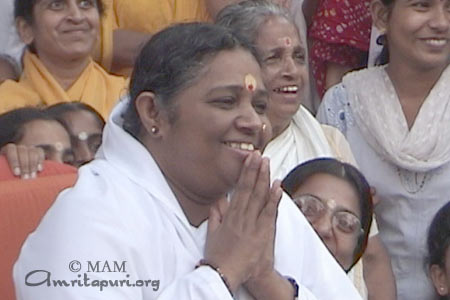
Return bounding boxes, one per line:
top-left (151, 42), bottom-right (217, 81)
top-left (293, 194), bottom-right (363, 235)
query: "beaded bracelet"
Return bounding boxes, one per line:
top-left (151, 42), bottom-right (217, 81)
top-left (196, 259), bottom-right (234, 297)
top-left (285, 276), bottom-right (299, 300)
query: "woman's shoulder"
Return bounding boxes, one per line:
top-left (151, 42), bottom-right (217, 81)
top-left (317, 83), bottom-right (353, 135)
top-left (0, 78), bottom-right (40, 114)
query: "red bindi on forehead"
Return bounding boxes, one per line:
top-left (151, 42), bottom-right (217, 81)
top-left (285, 37), bottom-right (292, 47)
top-left (244, 74), bottom-right (257, 92)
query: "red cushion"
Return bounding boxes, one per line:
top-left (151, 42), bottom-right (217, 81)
top-left (0, 156), bottom-right (77, 300)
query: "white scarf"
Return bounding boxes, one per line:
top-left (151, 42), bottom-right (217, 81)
top-left (343, 65), bottom-right (450, 172)
top-left (264, 106), bottom-right (334, 180)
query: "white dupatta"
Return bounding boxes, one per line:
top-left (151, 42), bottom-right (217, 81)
top-left (343, 65), bottom-right (450, 172)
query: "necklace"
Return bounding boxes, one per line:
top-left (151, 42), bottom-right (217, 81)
top-left (396, 167), bottom-right (431, 194)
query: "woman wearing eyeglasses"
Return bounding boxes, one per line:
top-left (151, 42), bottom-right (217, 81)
top-left (282, 158), bottom-right (373, 272)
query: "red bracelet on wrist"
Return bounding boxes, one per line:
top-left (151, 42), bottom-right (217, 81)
top-left (195, 259), bottom-right (234, 297)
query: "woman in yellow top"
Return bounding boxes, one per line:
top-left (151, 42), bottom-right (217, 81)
top-left (0, 0), bottom-right (127, 120)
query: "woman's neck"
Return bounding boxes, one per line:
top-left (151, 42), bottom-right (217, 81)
top-left (386, 61), bottom-right (446, 129)
top-left (37, 52), bottom-right (90, 90)
top-left (166, 176), bottom-right (224, 227)
top-left (270, 117), bottom-right (291, 140)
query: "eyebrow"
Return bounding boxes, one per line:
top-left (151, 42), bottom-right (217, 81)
top-left (263, 45), bottom-right (305, 55)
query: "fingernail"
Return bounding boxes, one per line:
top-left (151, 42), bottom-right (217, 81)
top-left (251, 153), bottom-right (260, 167)
top-left (38, 164), bottom-right (43, 172)
top-left (244, 152), bottom-right (253, 166)
top-left (31, 171), bottom-right (37, 178)
top-left (13, 167), bottom-right (21, 176)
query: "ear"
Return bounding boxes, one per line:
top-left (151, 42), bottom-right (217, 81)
top-left (135, 91), bottom-right (168, 138)
top-left (430, 264), bottom-right (449, 296)
top-left (371, 0), bottom-right (389, 33)
top-left (16, 17), bottom-right (34, 45)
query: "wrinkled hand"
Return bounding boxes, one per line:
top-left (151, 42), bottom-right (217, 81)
top-left (0, 143), bottom-right (45, 179)
top-left (204, 151), bottom-right (282, 293)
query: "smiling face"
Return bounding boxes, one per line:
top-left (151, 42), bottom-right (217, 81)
top-left (255, 16), bottom-right (307, 136)
top-left (18, 0), bottom-right (100, 62)
top-left (382, 0), bottom-right (450, 72)
top-left (291, 173), bottom-right (362, 270)
top-left (156, 48), bottom-right (270, 202)
top-left (18, 119), bottom-right (74, 164)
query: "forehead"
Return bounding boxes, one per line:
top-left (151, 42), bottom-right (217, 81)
top-left (194, 48), bottom-right (266, 92)
top-left (19, 119), bottom-right (71, 146)
top-left (62, 110), bottom-right (103, 135)
top-left (255, 16), bottom-right (302, 50)
top-left (395, 0), bottom-right (450, 6)
top-left (293, 173), bottom-right (361, 213)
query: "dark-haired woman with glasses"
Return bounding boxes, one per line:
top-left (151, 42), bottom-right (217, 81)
top-left (283, 158), bottom-right (373, 272)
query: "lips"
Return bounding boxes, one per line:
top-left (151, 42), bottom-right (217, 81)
top-left (224, 142), bottom-right (256, 151)
top-left (421, 38), bottom-right (449, 48)
top-left (273, 85), bottom-right (299, 94)
top-left (62, 26), bottom-right (90, 34)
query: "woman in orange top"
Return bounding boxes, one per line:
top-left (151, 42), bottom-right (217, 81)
top-left (0, 0), bottom-right (126, 119)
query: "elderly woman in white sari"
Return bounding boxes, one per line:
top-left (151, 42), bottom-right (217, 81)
top-left (13, 23), bottom-right (361, 300)
top-left (216, 1), bottom-right (396, 299)
top-left (317, 0), bottom-right (450, 299)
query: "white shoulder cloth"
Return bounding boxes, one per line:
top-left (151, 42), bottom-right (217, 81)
top-left (264, 105), bottom-right (334, 180)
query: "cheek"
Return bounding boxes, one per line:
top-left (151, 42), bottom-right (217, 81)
top-left (262, 65), bottom-right (281, 86)
top-left (336, 235), bottom-right (359, 267)
top-left (87, 13), bottom-right (101, 31)
top-left (299, 65), bottom-right (308, 84)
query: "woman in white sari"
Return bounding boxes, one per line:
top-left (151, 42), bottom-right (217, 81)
top-left (317, 0), bottom-right (450, 299)
top-left (216, 1), bottom-right (396, 299)
top-left (14, 22), bottom-right (361, 300)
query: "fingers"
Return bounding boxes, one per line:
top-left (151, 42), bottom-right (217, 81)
top-left (207, 205), bottom-right (222, 235)
top-left (258, 180), bottom-right (283, 224)
top-left (246, 157), bottom-right (271, 221)
top-left (28, 148), bottom-right (41, 178)
top-left (2, 143), bottom-right (21, 176)
top-left (215, 197), bottom-right (229, 218)
top-left (37, 147), bottom-right (45, 172)
top-left (229, 151), bottom-right (262, 213)
top-left (1, 143), bottom-right (44, 179)
top-left (17, 146), bottom-right (31, 179)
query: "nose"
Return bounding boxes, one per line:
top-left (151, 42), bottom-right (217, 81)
top-left (429, 5), bottom-right (450, 31)
top-left (235, 103), bottom-right (264, 135)
top-left (67, 1), bottom-right (84, 22)
top-left (75, 142), bottom-right (94, 164)
top-left (281, 56), bottom-right (300, 79)
top-left (313, 213), bottom-right (334, 241)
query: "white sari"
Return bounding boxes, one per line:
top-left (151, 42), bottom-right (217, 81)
top-left (13, 99), bottom-right (362, 300)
